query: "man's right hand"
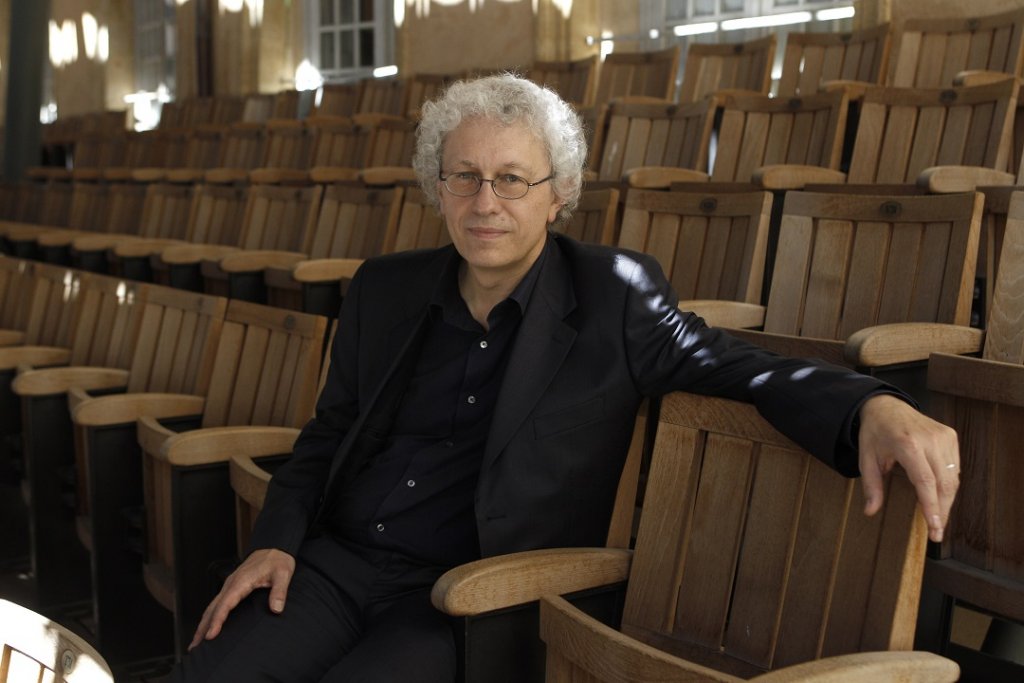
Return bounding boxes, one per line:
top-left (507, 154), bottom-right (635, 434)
top-left (188, 548), bottom-right (296, 651)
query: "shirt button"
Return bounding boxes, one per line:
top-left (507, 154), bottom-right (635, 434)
top-left (376, 523), bottom-right (385, 532)
top-left (479, 340), bottom-right (488, 349)
top-left (467, 395), bottom-right (476, 404)
top-left (407, 479), bottom-right (416, 487)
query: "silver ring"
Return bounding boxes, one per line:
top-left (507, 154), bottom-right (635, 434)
top-left (945, 463), bottom-right (958, 470)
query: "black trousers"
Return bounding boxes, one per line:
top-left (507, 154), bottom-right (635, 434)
top-left (172, 535), bottom-right (457, 682)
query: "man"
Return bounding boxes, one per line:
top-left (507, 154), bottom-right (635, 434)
top-left (174, 74), bottom-right (959, 682)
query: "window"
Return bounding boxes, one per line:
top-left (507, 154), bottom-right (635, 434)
top-left (308, 0), bottom-right (393, 82)
top-left (134, 0), bottom-right (176, 94)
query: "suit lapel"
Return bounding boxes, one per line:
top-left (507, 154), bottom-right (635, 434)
top-left (483, 238), bottom-right (577, 469)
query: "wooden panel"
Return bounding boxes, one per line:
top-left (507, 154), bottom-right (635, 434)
top-left (838, 222), bottom-right (889, 338)
top-left (985, 192), bottom-right (1024, 363)
top-left (764, 214), bottom-right (813, 335)
top-left (800, 218), bottom-right (853, 339)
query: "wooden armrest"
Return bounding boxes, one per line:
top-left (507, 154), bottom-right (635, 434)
top-left (679, 300), bottom-right (765, 329)
top-left (136, 415), bottom-right (176, 456)
top-left (159, 244), bottom-right (240, 265)
top-left (725, 329), bottom-right (847, 367)
top-left (753, 164), bottom-right (846, 190)
top-left (157, 425), bottom-right (301, 467)
top-left (130, 168), bottom-right (169, 183)
top-left (821, 79), bottom-right (872, 101)
top-left (291, 258), bottom-right (364, 284)
top-left (230, 453), bottom-right (278, 509)
top-left (751, 651), bottom-right (959, 682)
top-left (248, 168), bottom-right (311, 185)
top-left (3, 223), bottom-right (68, 241)
top-left (0, 346), bottom-right (71, 371)
top-left (625, 166), bottom-right (709, 189)
top-left (72, 234), bottom-right (136, 252)
top-left (164, 168), bottom-right (207, 184)
top-left (845, 323), bottom-right (984, 367)
top-left (204, 168), bottom-right (251, 184)
top-left (917, 166), bottom-right (1015, 193)
top-left (0, 330), bottom-right (26, 346)
top-left (72, 393), bottom-right (205, 428)
top-left (431, 547), bottom-right (632, 616)
top-left (927, 353), bottom-right (1024, 408)
top-left (539, 595), bottom-right (731, 682)
top-left (36, 231), bottom-right (85, 248)
top-left (308, 167), bottom-right (360, 184)
top-left (218, 250), bottom-right (308, 273)
top-left (11, 366), bottom-right (129, 396)
top-left (953, 70), bottom-right (1019, 87)
top-left (67, 385), bottom-right (93, 413)
top-left (359, 166), bottom-right (418, 185)
top-left (113, 238), bottom-right (187, 258)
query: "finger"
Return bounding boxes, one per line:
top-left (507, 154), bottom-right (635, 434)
top-left (859, 454), bottom-right (886, 518)
top-left (906, 462), bottom-right (944, 544)
top-left (268, 569), bottom-right (292, 614)
top-left (204, 583), bottom-right (248, 641)
top-left (189, 600), bottom-right (218, 651)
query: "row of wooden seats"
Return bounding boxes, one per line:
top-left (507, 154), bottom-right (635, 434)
top-left (0, 598), bottom-right (114, 682)
top-left (0, 257), bottom-right (329, 663)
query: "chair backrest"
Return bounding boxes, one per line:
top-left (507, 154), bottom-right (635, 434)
top-left (385, 184), bottom-right (449, 253)
top-left (272, 89), bottom-right (302, 119)
top-left (710, 89), bottom-right (849, 183)
top-left (528, 55), bottom-right (599, 107)
top-left (0, 257), bottom-right (35, 334)
top-left (889, 8), bottom-right (1024, 88)
top-left (765, 191), bottom-right (982, 340)
top-left (924, 190), bottom-right (1024, 635)
top-left (679, 35), bottom-right (776, 104)
top-left (777, 24), bottom-right (891, 96)
top-left (217, 122), bottom-right (267, 170)
top-left (236, 183), bottom-right (324, 252)
top-left (614, 391), bottom-right (927, 675)
top-left (182, 182), bottom-right (250, 247)
top-left (362, 114), bottom-right (418, 168)
top-left (0, 599), bottom-right (113, 683)
top-left (180, 125), bottom-right (225, 172)
top-left (618, 188), bottom-right (771, 304)
top-left (591, 97), bottom-right (718, 182)
top-left (125, 285), bottom-right (228, 395)
top-left (20, 263), bottom-right (88, 348)
top-left (305, 182), bottom-right (403, 260)
top-left (554, 187), bottom-right (621, 246)
top-left (308, 115), bottom-right (375, 169)
top-left (358, 77), bottom-right (407, 116)
top-left (135, 181), bottom-right (196, 240)
top-left (315, 83), bottom-right (361, 118)
top-left (103, 182), bottom-right (149, 235)
top-left (260, 119), bottom-right (315, 171)
top-left (594, 46), bottom-right (681, 105)
top-left (405, 73), bottom-right (452, 119)
top-left (200, 300), bottom-right (327, 429)
top-left (67, 181), bottom-right (111, 232)
top-left (241, 93), bottom-right (275, 123)
top-left (64, 273), bottom-right (144, 368)
top-left (848, 80), bottom-right (1018, 183)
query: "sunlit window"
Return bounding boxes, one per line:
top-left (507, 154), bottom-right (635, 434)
top-left (310, 0), bottom-right (394, 82)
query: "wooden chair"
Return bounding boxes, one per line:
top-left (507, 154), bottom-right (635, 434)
top-left (133, 301), bottom-right (325, 656)
top-left (358, 77), bottom-right (408, 116)
top-left (405, 72), bottom-right (453, 119)
top-left (889, 8), bottom-right (1024, 89)
top-left (533, 391), bottom-right (958, 682)
top-left (777, 79), bottom-right (1018, 194)
top-left (263, 181), bottom-right (404, 316)
top-left (777, 24), bottom-right (891, 97)
top-left (678, 35), bottom-right (776, 104)
top-left (617, 188), bottom-right (771, 327)
top-left (702, 191), bottom-right (984, 401)
top-left (922, 189), bottom-right (1024, 681)
top-left (382, 184), bottom-right (449, 254)
top-left (527, 56), bottom-right (599, 108)
top-left (16, 285), bottom-right (227, 663)
top-left (588, 97), bottom-right (718, 186)
top-left (247, 119), bottom-right (316, 185)
top-left (3, 272), bottom-right (144, 608)
top-left (594, 46), bottom-right (681, 105)
top-left (0, 256), bottom-right (35, 346)
top-left (553, 187), bottom-right (621, 246)
top-left (314, 82), bottom-right (361, 118)
top-left (0, 599), bottom-right (113, 683)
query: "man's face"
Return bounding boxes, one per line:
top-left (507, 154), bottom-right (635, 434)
top-left (437, 117), bottom-right (562, 282)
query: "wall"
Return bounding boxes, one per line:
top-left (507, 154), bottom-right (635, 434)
top-left (0, 0), bottom-right (9, 128)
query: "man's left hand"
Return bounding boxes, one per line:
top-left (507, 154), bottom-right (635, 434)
top-left (857, 394), bottom-right (960, 543)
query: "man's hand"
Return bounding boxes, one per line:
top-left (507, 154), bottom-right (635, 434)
top-left (188, 548), bottom-right (296, 651)
top-left (857, 394), bottom-right (960, 543)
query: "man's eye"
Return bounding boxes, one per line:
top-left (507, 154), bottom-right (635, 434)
top-left (455, 172), bottom-right (479, 182)
top-left (499, 174), bottom-right (525, 185)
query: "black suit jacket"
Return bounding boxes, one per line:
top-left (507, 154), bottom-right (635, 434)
top-left (250, 234), bottom-right (887, 560)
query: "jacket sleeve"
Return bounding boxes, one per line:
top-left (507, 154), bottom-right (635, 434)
top-left (247, 264), bottom-right (368, 556)
top-left (617, 251), bottom-right (892, 475)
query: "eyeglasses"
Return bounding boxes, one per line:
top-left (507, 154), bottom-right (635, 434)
top-left (439, 171), bottom-right (554, 200)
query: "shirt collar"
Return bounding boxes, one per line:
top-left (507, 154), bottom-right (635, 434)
top-left (430, 233), bottom-right (551, 323)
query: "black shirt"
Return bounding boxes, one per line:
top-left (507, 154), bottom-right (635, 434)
top-left (328, 240), bottom-right (548, 568)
